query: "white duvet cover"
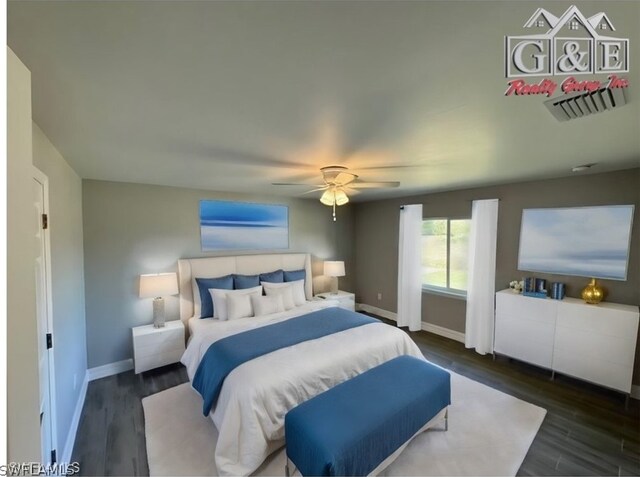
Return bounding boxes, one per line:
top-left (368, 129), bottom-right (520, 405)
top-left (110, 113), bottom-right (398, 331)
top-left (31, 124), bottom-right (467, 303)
top-left (181, 302), bottom-right (424, 476)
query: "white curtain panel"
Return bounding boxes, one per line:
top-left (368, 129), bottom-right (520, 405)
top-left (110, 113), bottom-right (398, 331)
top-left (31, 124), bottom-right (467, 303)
top-left (397, 204), bottom-right (423, 331)
top-left (465, 199), bottom-right (499, 355)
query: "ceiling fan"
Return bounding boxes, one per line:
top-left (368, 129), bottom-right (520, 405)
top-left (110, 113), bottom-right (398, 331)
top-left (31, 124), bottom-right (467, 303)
top-left (273, 166), bottom-right (400, 221)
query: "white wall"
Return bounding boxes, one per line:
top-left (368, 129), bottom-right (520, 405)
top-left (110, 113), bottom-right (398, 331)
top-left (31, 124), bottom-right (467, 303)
top-left (32, 123), bottom-right (88, 460)
top-left (7, 47), bottom-right (41, 462)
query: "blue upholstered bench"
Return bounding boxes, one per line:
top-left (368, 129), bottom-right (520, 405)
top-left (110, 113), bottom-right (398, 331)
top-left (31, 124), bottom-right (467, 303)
top-left (284, 355), bottom-right (451, 476)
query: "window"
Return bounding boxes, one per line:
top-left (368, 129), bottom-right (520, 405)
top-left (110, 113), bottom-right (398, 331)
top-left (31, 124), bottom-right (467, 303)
top-left (421, 218), bottom-right (470, 297)
top-left (569, 20), bottom-right (579, 30)
top-left (536, 20), bottom-right (545, 27)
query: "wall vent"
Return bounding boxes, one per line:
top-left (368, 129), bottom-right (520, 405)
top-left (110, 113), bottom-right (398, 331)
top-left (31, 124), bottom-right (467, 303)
top-left (544, 87), bottom-right (628, 121)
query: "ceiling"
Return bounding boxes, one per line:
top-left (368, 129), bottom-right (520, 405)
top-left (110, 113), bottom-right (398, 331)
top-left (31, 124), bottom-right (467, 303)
top-left (8, 1), bottom-right (640, 201)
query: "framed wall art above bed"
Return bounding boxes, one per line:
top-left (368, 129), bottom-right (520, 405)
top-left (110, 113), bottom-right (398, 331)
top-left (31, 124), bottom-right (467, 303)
top-left (199, 200), bottom-right (289, 251)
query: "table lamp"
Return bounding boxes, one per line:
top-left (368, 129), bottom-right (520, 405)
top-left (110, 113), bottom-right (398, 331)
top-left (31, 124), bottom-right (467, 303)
top-left (324, 261), bottom-right (345, 295)
top-left (139, 272), bottom-right (178, 328)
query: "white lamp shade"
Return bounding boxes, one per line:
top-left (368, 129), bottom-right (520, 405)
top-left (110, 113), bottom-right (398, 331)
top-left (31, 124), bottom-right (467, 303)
top-left (324, 261), bottom-right (346, 277)
top-left (139, 272), bottom-right (179, 298)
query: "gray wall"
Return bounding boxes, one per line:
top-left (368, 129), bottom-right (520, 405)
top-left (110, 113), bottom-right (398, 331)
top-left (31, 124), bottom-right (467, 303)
top-left (354, 168), bottom-right (640, 383)
top-left (7, 47), bottom-right (41, 463)
top-left (82, 180), bottom-right (355, 368)
top-left (33, 122), bottom-right (87, 456)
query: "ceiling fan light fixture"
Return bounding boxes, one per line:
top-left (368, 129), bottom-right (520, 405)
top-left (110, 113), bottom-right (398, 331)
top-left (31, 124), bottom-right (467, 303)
top-left (334, 188), bottom-right (349, 206)
top-left (320, 189), bottom-right (335, 206)
top-left (272, 165), bottom-right (400, 221)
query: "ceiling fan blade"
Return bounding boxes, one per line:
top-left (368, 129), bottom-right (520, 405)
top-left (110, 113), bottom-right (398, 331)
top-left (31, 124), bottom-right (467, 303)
top-left (343, 187), bottom-right (361, 196)
top-left (168, 141), bottom-right (314, 171)
top-left (301, 186), bottom-right (330, 195)
top-left (350, 180), bottom-right (400, 189)
top-left (353, 164), bottom-right (436, 170)
top-left (334, 172), bottom-right (357, 186)
top-left (272, 182), bottom-right (326, 187)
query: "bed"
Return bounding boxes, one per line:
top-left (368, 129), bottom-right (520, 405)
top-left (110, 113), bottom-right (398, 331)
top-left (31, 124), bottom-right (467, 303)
top-left (178, 253), bottom-right (425, 476)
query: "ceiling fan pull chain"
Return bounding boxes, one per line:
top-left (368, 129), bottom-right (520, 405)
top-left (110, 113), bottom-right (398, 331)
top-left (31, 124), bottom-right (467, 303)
top-left (333, 202), bottom-right (336, 221)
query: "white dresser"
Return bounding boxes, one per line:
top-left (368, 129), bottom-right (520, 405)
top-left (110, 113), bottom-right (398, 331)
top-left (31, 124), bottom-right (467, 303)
top-left (494, 289), bottom-right (639, 394)
top-left (132, 320), bottom-right (185, 374)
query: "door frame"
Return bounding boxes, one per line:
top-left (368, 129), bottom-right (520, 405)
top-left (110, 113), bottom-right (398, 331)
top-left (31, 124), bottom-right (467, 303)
top-left (33, 166), bottom-right (58, 462)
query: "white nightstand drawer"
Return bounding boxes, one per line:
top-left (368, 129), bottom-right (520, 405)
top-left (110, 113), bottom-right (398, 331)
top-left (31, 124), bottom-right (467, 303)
top-left (135, 325), bottom-right (183, 349)
top-left (135, 349), bottom-right (184, 374)
top-left (135, 340), bottom-right (184, 359)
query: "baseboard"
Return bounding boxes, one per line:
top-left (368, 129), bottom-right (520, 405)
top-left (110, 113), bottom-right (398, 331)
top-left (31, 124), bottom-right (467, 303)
top-left (631, 385), bottom-right (640, 401)
top-left (357, 303), bottom-right (398, 321)
top-left (420, 322), bottom-right (466, 343)
top-left (356, 303), bottom-right (466, 344)
top-left (86, 358), bottom-right (133, 381)
top-left (61, 373), bottom-right (88, 464)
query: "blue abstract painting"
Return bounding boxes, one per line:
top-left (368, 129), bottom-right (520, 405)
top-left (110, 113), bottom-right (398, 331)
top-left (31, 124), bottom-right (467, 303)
top-left (518, 205), bottom-right (634, 280)
top-left (200, 200), bottom-right (289, 251)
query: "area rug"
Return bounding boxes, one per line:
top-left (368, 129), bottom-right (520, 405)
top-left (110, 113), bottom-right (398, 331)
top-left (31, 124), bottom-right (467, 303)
top-left (143, 371), bottom-right (546, 476)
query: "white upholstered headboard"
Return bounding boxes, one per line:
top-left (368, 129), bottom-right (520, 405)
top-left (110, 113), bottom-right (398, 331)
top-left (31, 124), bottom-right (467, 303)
top-left (177, 253), bottom-right (313, 323)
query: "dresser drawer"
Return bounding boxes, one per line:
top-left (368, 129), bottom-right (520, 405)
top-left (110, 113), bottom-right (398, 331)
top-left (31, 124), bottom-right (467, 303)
top-left (557, 302), bottom-right (639, 338)
top-left (552, 348), bottom-right (633, 393)
top-left (496, 292), bottom-right (557, 325)
top-left (554, 324), bottom-right (637, 367)
top-left (494, 319), bottom-right (554, 368)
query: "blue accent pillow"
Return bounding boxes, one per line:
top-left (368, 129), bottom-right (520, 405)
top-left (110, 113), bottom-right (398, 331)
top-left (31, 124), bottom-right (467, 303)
top-left (284, 269), bottom-right (306, 283)
top-left (196, 275), bottom-right (233, 318)
top-left (233, 274), bottom-right (260, 290)
top-left (259, 269), bottom-right (284, 283)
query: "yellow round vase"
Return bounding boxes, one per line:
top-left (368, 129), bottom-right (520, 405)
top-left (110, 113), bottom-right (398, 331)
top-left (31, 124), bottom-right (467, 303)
top-left (581, 278), bottom-right (605, 304)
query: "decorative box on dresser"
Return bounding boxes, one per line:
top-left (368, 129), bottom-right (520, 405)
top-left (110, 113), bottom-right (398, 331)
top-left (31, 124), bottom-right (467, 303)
top-left (494, 289), bottom-right (639, 400)
top-left (314, 291), bottom-right (356, 311)
top-left (132, 320), bottom-right (185, 374)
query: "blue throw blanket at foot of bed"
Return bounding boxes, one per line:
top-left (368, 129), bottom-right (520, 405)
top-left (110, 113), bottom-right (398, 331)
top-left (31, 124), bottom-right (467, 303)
top-left (192, 308), bottom-right (379, 415)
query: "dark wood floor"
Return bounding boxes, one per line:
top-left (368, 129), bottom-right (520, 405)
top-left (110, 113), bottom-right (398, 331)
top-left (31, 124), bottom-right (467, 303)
top-left (71, 362), bottom-right (188, 476)
top-left (72, 322), bottom-right (640, 476)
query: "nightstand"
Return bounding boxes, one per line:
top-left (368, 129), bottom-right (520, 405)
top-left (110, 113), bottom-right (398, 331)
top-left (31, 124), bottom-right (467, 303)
top-left (314, 291), bottom-right (356, 312)
top-left (132, 320), bottom-right (185, 374)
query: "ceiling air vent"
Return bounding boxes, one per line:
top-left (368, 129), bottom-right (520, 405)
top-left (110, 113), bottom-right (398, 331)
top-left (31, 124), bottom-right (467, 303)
top-left (544, 86), bottom-right (628, 121)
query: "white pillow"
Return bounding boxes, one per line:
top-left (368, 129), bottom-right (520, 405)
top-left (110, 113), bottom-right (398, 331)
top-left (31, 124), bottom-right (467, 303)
top-left (209, 286), bottom-right (262, 320)
top-left (262, 282), bottom-right (295, 310)
top-left (261, 280), bottom-right (306, 306)
top-left (251, 294), bottom-right (285, 316)
top-left (289, 279), bottom-right (306, 306)
top-left (227, 293), bottom-right (254, 320)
